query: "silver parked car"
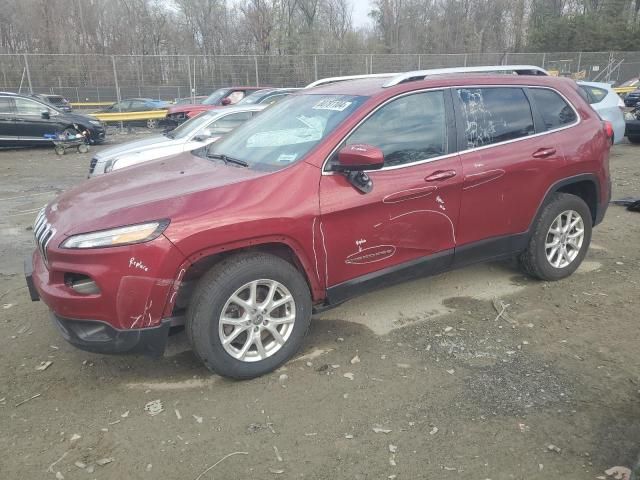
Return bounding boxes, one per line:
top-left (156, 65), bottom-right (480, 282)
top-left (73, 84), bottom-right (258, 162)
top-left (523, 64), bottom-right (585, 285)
top-left (88, 104), bottom-right (266, 177)
top-left (577, 80), bottom-right (625, 144)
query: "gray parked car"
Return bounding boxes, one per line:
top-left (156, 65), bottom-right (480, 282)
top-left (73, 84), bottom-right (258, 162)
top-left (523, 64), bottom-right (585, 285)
top-left (88, 104), bottom-right (265, 177)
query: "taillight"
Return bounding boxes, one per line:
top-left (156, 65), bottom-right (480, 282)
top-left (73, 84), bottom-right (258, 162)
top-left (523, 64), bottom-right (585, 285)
top-left (604, 120), bottom-right (614, 139)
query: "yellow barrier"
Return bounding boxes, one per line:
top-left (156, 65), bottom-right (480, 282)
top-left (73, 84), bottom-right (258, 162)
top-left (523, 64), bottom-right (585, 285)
top-left (70, 101), bottom-right (114, 107)
top-left (614, 86), bottom-right (636, 95)
top-left (89, 110), bottom-right (168, 122)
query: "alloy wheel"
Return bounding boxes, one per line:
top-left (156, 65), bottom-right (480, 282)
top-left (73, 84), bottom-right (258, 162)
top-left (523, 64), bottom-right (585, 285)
top-left (218, 279), bottom-right (296, 362)
top-left (545, 210), bottom-right (585, 269)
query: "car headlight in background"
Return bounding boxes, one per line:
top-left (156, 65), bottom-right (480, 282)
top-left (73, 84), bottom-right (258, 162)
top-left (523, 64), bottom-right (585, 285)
top-left (60, 220), bottom-right (169, 249)
top-left (88, 120), bottom-right (102, 126)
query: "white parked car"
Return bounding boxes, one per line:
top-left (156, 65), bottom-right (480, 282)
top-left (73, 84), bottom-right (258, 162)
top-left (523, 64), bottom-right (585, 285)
top-left (88, 105), bottom-right (266, 176)
top-left (577, 80), bottom-right (625, 144)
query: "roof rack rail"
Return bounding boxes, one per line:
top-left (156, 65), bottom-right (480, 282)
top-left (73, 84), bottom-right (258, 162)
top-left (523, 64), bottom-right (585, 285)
top-left (382, 65), bottom-right (548, 88)
top-left (305, 73), bottom-right (398, 89)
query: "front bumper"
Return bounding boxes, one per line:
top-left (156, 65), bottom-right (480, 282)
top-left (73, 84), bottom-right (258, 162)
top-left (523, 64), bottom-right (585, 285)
top-left (50, 313), bottom-right (171, 356)
top-left (25, 253), bottom-right (174, 356)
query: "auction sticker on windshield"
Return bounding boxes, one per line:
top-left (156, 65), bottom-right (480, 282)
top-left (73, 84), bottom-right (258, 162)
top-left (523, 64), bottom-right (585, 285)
top-left (312, 99), bottom-right (353, 111)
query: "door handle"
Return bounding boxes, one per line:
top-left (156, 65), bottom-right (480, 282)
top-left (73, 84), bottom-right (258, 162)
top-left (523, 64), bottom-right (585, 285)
top-left (532, 147), bottom-right (556, 158)
top-left (425, 170), bottom-right (456, 182)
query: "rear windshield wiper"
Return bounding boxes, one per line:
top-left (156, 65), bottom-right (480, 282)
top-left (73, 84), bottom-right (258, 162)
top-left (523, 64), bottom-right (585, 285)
top-left (207, 153), bottom-right (249, 168)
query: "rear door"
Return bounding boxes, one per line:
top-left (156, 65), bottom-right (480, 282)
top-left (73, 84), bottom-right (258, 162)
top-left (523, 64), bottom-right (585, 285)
top-left (0, 96), bottom-right (17, 142)
top-left (319, 89), bottom-right (462, 297)
top-left (453, 86), bottom-right (566, 260)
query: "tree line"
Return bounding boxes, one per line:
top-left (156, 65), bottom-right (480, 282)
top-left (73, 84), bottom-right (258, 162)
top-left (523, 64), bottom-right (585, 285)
top-left (0, 0), bottom-right (640, 57)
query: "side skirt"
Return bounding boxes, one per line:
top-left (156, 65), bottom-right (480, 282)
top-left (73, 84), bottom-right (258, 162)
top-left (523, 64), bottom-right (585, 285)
top-left (319, 232), bottom-right (530, 312)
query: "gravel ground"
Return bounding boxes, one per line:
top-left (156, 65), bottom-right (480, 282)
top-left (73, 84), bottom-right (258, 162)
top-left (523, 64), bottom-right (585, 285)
top-left (1, 133), bottom-right (639, 479)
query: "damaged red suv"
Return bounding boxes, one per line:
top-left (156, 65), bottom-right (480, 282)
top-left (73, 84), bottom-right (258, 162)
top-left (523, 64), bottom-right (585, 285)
top-left (26, 66), bottom-right (612, 379)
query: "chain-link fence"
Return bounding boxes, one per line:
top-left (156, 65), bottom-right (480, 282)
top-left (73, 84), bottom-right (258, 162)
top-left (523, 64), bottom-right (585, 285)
top-left (1, 51), bottom-right (639, 102)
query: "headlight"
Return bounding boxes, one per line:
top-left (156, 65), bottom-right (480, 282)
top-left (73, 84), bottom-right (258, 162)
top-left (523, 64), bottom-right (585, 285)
top-left (89, 120), bottom-right (102, 126)
top-left (60, 220), bottom-right (169, 249)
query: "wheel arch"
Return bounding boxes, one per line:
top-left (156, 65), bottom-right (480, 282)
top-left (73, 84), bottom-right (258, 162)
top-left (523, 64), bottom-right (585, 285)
top-left (163, 237), bottom-right (323, 319)
top-left (531, 174), bottom-right (600, 230)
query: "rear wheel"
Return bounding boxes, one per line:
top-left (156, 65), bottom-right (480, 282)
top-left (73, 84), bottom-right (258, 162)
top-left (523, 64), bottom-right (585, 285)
top-left (186, 252), bottom-right (312, 379)
top-left (146, 119), bottom-right (158, 129)
top-left (519, 193), bottom-right (592, 281)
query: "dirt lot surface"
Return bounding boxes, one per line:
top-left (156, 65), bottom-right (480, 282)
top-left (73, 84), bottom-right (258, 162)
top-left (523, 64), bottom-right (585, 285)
top-left (1, 133), bottom-right (639, 479)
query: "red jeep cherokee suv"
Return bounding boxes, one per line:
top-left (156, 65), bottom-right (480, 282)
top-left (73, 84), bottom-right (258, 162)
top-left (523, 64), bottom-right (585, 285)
top-left (26, 66), bottom-right (612, 379)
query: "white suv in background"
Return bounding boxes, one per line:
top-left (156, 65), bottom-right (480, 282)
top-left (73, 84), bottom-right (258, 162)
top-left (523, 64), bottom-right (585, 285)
top-left (577, 80), bottom-right (625, 143)
top-left (88, 104), bottom-right (265, 176)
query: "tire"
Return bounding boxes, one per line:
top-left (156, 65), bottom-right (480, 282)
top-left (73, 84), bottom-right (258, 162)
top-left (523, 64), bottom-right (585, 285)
top-left (519, 192), bottom-right (592, 281)
top-left (54, 145), bottom-right (65, 155)
top-left (628, 135), bottom-right (640, 144)
top-left (186, 252), bottom-right (312, 379)
top-left (77, 144), bottom-right (89, 154)
top-left (146, 119), bottom-right (158, 129)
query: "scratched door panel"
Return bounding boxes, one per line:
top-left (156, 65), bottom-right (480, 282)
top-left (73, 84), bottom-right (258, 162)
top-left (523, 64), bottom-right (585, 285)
top-left (453, 86), bottom-right (565, 245)
top-left (319, 156), bottom-right (462, 287)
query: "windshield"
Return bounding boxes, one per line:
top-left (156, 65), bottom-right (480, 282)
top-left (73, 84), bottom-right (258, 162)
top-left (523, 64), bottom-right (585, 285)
top-left (207, 94), bottom-right (366, 171)
top-left (203, 89), bottom-right (229, 105)
top-left (166, 111), bottom-right (219, 139)
top-left (237, 90), bottom-right (269, 105)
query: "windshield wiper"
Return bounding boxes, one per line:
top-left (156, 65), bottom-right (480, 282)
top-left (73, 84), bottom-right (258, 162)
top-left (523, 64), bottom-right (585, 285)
top-left (207, 153), bottom-right (249, 168)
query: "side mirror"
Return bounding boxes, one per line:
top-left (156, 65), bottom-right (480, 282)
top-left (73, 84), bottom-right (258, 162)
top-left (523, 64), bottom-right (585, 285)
top-left (334, 144), bottom-right (384, 194)
top-left (194, 128), bottom-right (212, 142)
top-left (221, 98), bottom-right (231, 106)
top-left (335, 144), bottom-right (384, 172)
top-left (41, 110), bottom-right (50, 120)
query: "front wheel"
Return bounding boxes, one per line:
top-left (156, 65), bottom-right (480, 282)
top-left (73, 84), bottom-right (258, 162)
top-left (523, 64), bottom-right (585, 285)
top-left (146, 119), bottom-right (158, 129)
top-left (186, 252), bottom-right (312, 379)
top-left (519, 193), bottom-right (592, 281)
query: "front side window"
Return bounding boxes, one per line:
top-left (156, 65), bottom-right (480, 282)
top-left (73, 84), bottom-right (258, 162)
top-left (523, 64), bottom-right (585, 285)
top-left (208, 111), bottom-right (253, 134)
top-left (203, 89), bottom-right (229, 105)
top-left (529, 88), bottom-right (578, 131)
top-left (0, 97), bottom-right (13, 114)
top-left (14, 98), bottom-right (47, 116)
top-left (456, 87), bottom-right (535, 148)
top-left (208, 94), bottom-right (367, 171)
top-left (335, 90), bottom-right (447, 168)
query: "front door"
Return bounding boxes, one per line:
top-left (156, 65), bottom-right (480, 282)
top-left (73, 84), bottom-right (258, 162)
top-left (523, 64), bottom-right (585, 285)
top-left (13, 97), bottom-right (59, 141)
top-left (319, 89), bottom-right (462, 302)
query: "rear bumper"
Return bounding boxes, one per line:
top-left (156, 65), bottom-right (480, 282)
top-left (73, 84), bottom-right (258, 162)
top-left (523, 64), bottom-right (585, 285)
top-left (50, 313), bottom-right (171, 356)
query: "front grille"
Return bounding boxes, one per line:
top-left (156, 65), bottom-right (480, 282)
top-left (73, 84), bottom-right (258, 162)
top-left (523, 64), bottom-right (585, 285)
top-left (89, 157), bottom-right (98, 174)
top-left (34, 207), bottom-right (56, 264)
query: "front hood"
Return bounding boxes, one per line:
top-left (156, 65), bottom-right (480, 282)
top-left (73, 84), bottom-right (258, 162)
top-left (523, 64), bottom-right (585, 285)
top-left (46, 153), bottom-right (264, 236)
top-left (94, 135), bottom-right (175, 161)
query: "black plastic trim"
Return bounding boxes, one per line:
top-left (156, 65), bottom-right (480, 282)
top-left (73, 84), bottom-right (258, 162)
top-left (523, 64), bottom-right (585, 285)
top-left (326, 249), bottom-right (454, 306)
top-left (50, 314), bottom-right (171, 357)
top-left (453, 233), bottom-right (529, 269)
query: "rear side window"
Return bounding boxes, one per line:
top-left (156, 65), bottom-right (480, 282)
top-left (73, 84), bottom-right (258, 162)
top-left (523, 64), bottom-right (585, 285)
top-left (579, 85), bottom-right (607, 104)
top-left (456, 87), bottom-right (534, 149)
top-left (529, 88), bottom-right (577, 131)
top-left (344, 90), bottom-right (447, 167)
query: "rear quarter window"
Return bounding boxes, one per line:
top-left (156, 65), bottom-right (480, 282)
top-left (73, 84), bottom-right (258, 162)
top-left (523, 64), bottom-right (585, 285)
top-left (529, 88), bottom-right (577, 131)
